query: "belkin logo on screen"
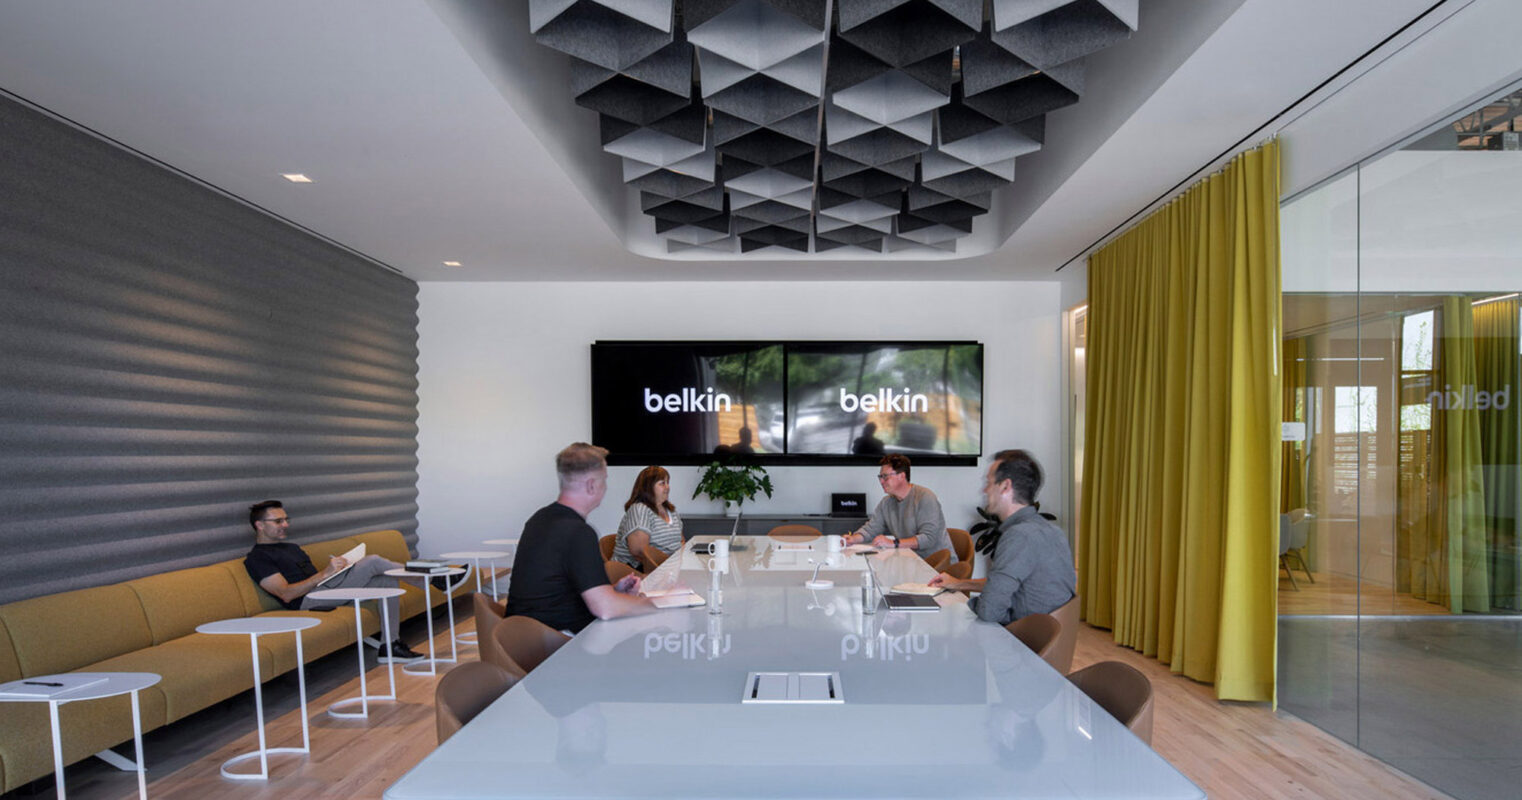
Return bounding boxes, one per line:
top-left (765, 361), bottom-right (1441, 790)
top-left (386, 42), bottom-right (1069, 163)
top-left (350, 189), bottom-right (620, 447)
top-left (838, 388), bottom-right (929, 413)
top-left (644, 387), bottom-right (733, 413)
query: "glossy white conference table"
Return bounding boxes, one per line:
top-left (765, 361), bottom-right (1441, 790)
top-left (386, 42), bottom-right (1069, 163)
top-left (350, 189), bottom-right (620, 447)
top-left (387, 536), bottom-right (1203, 799)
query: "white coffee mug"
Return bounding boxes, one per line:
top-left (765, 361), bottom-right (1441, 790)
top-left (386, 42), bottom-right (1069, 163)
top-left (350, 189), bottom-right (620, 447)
top-left (711, 539), bottom-right (729, 557)
top-left (826, 535), bottom-right (844, 553)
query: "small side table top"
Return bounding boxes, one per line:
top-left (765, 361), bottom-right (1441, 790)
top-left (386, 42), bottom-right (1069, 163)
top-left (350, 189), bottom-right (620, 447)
top-left (0, 672), bottom-right (160, 703)
top-left (307, 587), bottom-right (407, 602)
top-left (481, 538), bottom-right (519, 547)
top-left (197, 616), bottom-right (322, 636)
top-left (437, 550), bottom-right (509, 560)
top-left (384, 567), bottom-right (466, 579)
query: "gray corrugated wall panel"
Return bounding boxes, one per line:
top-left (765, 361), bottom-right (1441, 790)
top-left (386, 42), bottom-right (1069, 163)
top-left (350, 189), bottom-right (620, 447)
top-left (0, 95), bottom-right (421, 605)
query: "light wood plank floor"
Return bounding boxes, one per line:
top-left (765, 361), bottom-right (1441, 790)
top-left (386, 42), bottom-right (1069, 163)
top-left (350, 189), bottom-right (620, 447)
top-left (1278, 570), bottom-right (1452, 617)
top-left (33, 603), bottom-right (1453, 800)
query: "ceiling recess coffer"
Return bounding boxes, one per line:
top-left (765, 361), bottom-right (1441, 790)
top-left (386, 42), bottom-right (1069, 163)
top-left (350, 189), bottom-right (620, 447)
top-left (528, 0), bottom-right (1137, 255)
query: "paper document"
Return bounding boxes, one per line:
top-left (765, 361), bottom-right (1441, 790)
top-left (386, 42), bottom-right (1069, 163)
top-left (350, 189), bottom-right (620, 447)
top-left (889, 582), bottom-right (940, 596)
top-left (650, 592), bottom-right (706, 609)
top-left (641, 584), bottom-right (697, 598)
top-left (317, 543), bottom-right (366, 586)
top-left (0, 675), bottom-right (109, 699)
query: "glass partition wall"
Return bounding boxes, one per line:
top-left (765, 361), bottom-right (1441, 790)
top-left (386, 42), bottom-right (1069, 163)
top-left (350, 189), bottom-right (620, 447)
top-left (1278, 86), bottom-right (1522, 800)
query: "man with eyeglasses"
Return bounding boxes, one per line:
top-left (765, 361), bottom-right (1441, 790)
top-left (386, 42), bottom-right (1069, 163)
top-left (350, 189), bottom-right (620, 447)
top-left (841, 454), bottom-right (955, 563)
top-left (243, 500), bottom-right (423, 663)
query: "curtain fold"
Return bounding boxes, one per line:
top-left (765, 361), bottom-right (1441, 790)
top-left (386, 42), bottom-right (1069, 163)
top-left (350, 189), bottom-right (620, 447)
top-left (1474, 297), bottom-right (1520, 610)
top-left (1081, 140), bottom-right (1281, 702)
top-left (1422, 298), bottom-right (1490, 612)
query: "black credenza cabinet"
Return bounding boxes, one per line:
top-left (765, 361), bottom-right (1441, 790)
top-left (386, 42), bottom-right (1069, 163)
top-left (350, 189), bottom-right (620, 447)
top-left (681, 514), bottom-right (867, 539)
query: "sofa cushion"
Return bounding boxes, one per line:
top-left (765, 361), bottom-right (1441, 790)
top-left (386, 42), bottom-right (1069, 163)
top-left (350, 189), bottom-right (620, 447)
top-left (126, 565), bottom-right (250, 644)
top-left (0, 682), bottom-right (169, 793)
top-left (0, 584), bottom-right (153, 677)
top-left (302, 535), bottom-right (362, 566)
top-left (217, 558), bottom-right (276, 616)
top-left (256, 609), bottom-right (363, 674)
top-left (0, 617), bottom-right (21, 684)
top-left (87, 633), bottom-right (277, 723)
top-left (355, 530), bottom-right (411, 564)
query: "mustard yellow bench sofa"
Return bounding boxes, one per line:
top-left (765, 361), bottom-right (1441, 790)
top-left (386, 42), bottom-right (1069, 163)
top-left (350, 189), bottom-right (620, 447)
top-left (0, 529), bottom-right (469, 793)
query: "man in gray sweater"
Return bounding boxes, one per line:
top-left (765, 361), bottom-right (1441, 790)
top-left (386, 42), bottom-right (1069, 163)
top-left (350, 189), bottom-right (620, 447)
top-left (842, 454), bottom-right (955, 563)
top-left (930, 449), bottom-right (1075, 624)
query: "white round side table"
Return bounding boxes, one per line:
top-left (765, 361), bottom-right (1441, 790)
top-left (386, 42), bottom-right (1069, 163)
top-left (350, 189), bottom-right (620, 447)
top-left (306, 587), bottom-right (407, 718)
top-left (0, 672), bottom-right (160, 800)
top-left (436, 550), bottom-right (509, 644)
top-left (481, 539), bottom-right (519, 596)
top-left (195, 616), bottom-right (320, 780)
top-left (385, 567), bottom-right (466, 675)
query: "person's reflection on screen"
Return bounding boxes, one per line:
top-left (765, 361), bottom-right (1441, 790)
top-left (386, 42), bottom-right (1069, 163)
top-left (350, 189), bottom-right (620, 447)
top-left (852, 422), bottom-right (885, 455)
top-left (976, 623), bottom-right (1057, 771)
top-left (731, 427), bottom-right (755, 454)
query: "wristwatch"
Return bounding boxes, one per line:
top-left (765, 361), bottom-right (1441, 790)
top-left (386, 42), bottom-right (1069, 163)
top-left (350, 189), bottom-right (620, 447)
top-left (890, 536), bottom-right (900, 549)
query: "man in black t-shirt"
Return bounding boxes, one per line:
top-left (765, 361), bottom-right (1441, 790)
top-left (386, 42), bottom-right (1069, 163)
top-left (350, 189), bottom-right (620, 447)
top-left (505, 443), bottom-right (655, 634)
top-left (243, 500), bottom-right (423, 663)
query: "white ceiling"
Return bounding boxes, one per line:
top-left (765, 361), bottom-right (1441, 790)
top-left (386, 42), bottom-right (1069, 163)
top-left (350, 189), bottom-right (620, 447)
top-left (0, 0), bottom-right (1432, 281)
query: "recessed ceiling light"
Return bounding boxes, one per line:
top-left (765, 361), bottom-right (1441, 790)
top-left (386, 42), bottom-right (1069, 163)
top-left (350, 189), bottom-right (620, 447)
top-left (281, 173), bottom-right (313, 183)
top-left (442, 261), bottom-right (462, 267)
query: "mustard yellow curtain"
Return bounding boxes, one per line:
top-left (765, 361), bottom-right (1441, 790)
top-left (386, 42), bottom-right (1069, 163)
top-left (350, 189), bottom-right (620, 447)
top-left (1081, 140), bottom-right (1281, 702)
top-left (1419, 298), bottom-right (1490, 613)
top-left (1474, 298), bottom-right (1519, 609)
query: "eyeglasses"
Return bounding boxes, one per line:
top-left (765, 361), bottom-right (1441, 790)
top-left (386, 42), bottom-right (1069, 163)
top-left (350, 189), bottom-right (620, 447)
top-left (876, 472), bottom-right (898, 481)
top-left (260, 516), bottom-right (291, 525)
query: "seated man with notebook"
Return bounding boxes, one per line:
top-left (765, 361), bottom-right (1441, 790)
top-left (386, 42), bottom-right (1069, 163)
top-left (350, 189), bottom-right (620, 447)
top-left (841, 454), bottom-right (955, 563)
top-left (929, 450), bottom-right (1075, 625)
top-left (243, 499), bottom-right (423, 663)
top-left (505, 443), bottom-right (656, 634)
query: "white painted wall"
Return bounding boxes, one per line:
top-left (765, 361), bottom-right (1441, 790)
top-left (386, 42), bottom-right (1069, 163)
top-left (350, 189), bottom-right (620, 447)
top-left (414, 281), bottom-right (1066, 555)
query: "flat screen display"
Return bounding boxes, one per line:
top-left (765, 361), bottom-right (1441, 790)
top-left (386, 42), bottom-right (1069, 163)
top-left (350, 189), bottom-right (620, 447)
top-left (785, 342), bottom-right (982, 456)
top-left (591, 340), bottom-right (981, 464)
top-left (591, 342), bottom-right (785, 460)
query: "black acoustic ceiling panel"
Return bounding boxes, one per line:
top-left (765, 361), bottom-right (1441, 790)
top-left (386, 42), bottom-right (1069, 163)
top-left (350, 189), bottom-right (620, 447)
top-left (527, 0), bottom-right (1137, 253)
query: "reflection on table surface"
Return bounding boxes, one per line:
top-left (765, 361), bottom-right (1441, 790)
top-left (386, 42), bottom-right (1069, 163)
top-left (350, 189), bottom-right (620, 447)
top-left (387, 536), bottom-right (1203, 799)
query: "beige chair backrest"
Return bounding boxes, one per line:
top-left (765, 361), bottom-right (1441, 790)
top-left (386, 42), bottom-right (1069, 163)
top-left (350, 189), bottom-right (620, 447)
top-left (923, 549), bottom-right (951, 571)
top-left (1066, 660), bottom-right (1154, 746)
top-left (436, 660), bottom-right (518, 744)
top-left (1005, 613), bottom-right (1062, 670)
top-left (638, 545), bottom-right (669, 573)
top-left (599, 534), bottom-right (616, 561)
top-left (948, 528), bottom-right (973, 563)
top-left (473, 593), bottom-right (525, 678)
top-left (767, 524), bottom-right (822, 540)
top-left (944, 561), bottom-right (973, 581)
top-left (1048, 594), bottom-right (1080, 674)
top-left (605, 560), bottom-right (638, 584)
top-left (494, 615), bottom-right (572, 675)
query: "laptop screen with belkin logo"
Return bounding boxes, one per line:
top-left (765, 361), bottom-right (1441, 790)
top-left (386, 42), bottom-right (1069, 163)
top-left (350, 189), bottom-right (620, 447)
top-left (831, 493), bottom-right (867, 517)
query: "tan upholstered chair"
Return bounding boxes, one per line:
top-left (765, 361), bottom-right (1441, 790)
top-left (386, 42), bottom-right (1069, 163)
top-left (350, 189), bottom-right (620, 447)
top-left (599, 534), bottom-right (617, 561)
top-left (1005, 613), bottom-right (1062, 671)
top-left (923, 549), bottom-right (951, 571)
top-left (638, 545), bottom-right (669, 573)
top-left (948, 528), bottom-right (973, 564)
top-left (1066, 661), bottom-right (1154, 746)
top-left (472, 593), bottom-right (526, 677)
top-left (767, 524), bottom-right (822, 540)
top-left (435, 660), bottom-right (518, 744)
top-left (1048, 594), bottom-right (1080, 674)
top-left (944, 561), bottom-right (973, 581)
top-left (605, 560), bottom-right (638, 584)
top-left (494, 615), bottom-right (572, 675)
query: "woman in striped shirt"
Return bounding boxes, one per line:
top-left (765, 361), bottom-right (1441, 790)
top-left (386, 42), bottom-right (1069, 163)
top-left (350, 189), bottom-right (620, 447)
top-left (612, 466), bottom-right (684, 569)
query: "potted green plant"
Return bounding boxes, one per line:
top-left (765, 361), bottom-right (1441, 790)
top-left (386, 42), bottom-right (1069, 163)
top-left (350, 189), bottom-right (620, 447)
top-left (692, 459), bottom-right (773, 516)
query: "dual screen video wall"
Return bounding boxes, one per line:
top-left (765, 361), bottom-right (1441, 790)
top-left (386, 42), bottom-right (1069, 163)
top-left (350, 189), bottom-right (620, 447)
top-left (591, 341), bottom-right (983, 465)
